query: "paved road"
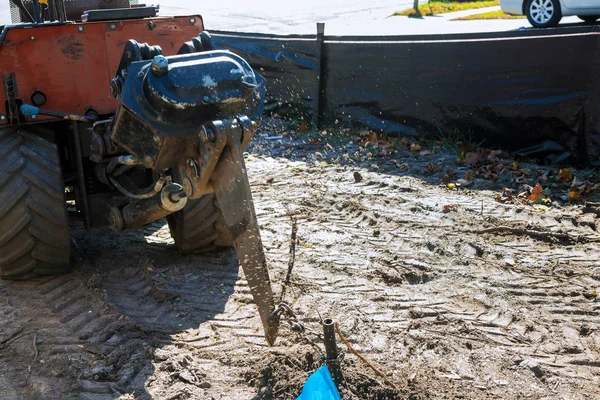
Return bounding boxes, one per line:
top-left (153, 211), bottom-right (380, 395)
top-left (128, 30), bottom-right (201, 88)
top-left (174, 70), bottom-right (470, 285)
top-left (0, 0), bottom-right (418, 27)
top-left (0, 1), bottom-right (9, 25)
top-left (157, 0), bottom-right (423, 34)
top-left (150, 0), bottom-right (585, 35)
top-left (0, 1), bottom-right (591, 36)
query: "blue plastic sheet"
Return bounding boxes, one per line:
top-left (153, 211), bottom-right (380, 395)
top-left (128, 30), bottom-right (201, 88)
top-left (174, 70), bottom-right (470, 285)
top-left (296, 365), bottom-right (341, 400)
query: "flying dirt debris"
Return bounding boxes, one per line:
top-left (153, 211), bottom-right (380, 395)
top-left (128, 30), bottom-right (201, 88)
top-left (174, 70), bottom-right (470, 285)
top-left (0, 0), bottom-right (279, 345)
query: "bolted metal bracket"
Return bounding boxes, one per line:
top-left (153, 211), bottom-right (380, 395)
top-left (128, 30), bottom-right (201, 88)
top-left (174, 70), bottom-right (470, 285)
top-left (176, 117), bottom-right (257, 200)
top-left (175, 122), bottom-right (226, 199)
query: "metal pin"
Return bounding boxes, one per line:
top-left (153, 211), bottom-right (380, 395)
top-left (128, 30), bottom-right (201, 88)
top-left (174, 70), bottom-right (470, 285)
top-left (168, 189), bottom-right (187, 203)
top-left (78, 26), bottom-right (84, 32)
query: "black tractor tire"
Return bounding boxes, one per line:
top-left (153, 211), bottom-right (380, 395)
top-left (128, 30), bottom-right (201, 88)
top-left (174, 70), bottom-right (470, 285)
top-left (0, 129), bottom-right (70, 279)
top-left (167, 194), bottom-right (233, 254)
top-left (526, 0), bottom-right (562, 28)
top-left (578, 15), bottom-right (599, 23)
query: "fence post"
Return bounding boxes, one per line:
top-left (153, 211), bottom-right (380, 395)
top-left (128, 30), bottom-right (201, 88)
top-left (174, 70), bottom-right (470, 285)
top-left (313, 22), bottom-right (326, 130)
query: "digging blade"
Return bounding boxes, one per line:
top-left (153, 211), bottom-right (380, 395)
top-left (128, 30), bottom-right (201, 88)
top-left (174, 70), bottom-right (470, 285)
top-left (211, 138), bottom-right (279, 346)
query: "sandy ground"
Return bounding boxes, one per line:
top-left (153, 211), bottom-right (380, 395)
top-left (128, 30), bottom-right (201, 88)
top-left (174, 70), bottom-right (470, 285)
top-left (1, 121), bottom-right (600, 399)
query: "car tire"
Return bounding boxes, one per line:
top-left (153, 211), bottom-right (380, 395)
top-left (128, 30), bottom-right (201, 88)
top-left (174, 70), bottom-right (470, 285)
top-left (526, 0), bottom-right (562, 28)
top-left (577, 15), bottom-right (599, 23)
top-left (0, 129), bottom-right (71, 280)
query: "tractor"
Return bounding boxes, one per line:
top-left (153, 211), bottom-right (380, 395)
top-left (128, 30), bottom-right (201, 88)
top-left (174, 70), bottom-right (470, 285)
top-left (0, 0), bottom-right (280, 344)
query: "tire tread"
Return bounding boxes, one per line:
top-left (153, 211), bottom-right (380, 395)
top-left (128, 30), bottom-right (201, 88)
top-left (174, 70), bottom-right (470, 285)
top-left (167, 194), bottom-right (232, 254)
top-left (0, 129), bottom-right (71, 279)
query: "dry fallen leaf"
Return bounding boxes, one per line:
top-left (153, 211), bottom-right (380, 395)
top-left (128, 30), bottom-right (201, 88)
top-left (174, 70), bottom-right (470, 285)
top-left (463, 152), bottom-right (484, 167)
top-left (424, 163), bottom-right (440, 174)
top-left (446, 168), bottom-right (457, 179)
top-left (496, 188), bottom-right (515, 203)
top-left (447, 183), bottom-right (456, 189)
top-left (529, 183), bottom-right (544, 202)
top-left (456, 179), bottom-right (473, 187)
top-left (465, 171), bottom-right (474, 181)
top-left (410, 143), bottom-right (422, 152)
top-left (299, 123), bottom-right (310, 133)
top-left (568, 190), bottom-right (582, 201)
top-left (443, 204), bottom-right (458, 213)
top-left (518, 168), bottom-right (531, 175)
top-left (558, 168), bottom-right (573, 183)
top-left (367, 131), bottom-right (378, 144)
top-left (571, 176), bottom-right (587, 193)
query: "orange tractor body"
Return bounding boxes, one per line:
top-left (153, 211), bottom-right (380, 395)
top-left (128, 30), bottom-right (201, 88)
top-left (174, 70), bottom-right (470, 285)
top-left (0, 2), bottom-right (280, 345)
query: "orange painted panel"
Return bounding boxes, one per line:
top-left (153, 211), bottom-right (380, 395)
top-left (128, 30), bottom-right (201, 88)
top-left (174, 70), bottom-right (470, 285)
top-left (0, 16), bottom-right (203, 125)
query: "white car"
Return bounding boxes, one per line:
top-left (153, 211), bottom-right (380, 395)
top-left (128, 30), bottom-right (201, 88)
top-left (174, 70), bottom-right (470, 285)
top-left (500, 0), bottom-right (600, 28)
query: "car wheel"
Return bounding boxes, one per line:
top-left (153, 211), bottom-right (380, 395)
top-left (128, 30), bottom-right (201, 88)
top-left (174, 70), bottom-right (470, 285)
top-left (577, 15), bottom-right (599, 23)
top-left (526, 0), bottom-right (562, 28)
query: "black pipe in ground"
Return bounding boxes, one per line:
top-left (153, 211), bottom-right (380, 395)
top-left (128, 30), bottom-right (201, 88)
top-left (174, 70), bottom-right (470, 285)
top-left (323, 318), bottom-right (344, 389)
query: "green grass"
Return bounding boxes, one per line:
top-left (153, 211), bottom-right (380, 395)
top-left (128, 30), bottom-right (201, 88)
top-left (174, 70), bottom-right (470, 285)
top-left (429, 128), bottom-right (486, 156)
top-left (394, 1), bottom-right (499, 17)
top-left (452, 9), bottom-right (526, 20)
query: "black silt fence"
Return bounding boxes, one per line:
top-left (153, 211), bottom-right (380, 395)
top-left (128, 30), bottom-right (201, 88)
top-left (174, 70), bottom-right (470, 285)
top-left (213, 26), bottom-right (600, 164)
